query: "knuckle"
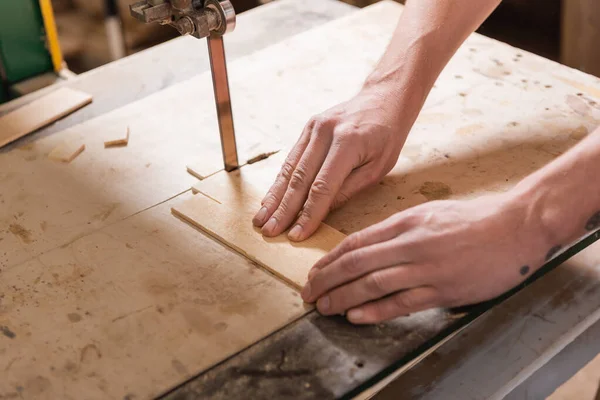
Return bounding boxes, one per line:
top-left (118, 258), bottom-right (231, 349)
top-left (310, 179), bottom-right (333, 199)
top-left (394, 292), bottom-right (417, 311)
top-left (298, 205), bottom-right (313, 222)
top-left (344, 232), bottom-right (363, 252)
top-left (365, 167), bottom-right (383, 184)
top-left (289, 167), bottom-right (309, 190)
top-left (279, 162), bottom-right (295, 181)
top-left (340, 250), bottom-right (363, 274)
top-left (366, 271), bottom-right (388, 295)
top-left (261, 192), bottom-right (279, 207)
top-left (311, 114), bottom-right (329, 127)
top-left (274, 201), bottom-right (290, 216)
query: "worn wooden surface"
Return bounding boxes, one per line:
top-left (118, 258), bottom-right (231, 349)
top-left (2, 0), bottom-right (600, 399)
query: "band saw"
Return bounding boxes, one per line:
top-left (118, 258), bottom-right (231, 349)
top-left (130, 0), bottom-right (240, 172)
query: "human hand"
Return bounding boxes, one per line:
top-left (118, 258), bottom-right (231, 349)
top-left (253, 86), bottom-right (417, 242)
top-left (301, 192), bottom-right (556, 324)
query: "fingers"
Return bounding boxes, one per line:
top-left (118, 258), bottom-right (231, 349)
top-left (261, 125), bottom-right (333, 237)
top-left (287, 145), bottom-right (355, 242)
top-left (346, 286), bottom-right (441, 324)
top-left (253, 123), bottom-right (312, 227)
top-left (303, 238), bottom-right (411, 303)
top-left (314, 265), bottom-right (427, 316)
top-left (308, 212), bottom-right (410, 279)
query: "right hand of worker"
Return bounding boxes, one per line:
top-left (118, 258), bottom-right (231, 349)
top-left (252, 87), bottom-right (415, 242)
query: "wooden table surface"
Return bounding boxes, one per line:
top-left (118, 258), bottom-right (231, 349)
top-left (2, 1), bottom-right (600, 399)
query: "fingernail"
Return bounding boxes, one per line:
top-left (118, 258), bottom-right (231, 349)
top-left (288, 224), bottom-right (303, 241)
top-left (347, 309), bottom-right (364, 323)
top-left (317, 296), bottom-right (330, 313)
top-left (253, 207), bottom-right (268, 226)
top-left (301, 282), bottom-right (311, 301)
top-left (262, 217), bottom-right (278, 234)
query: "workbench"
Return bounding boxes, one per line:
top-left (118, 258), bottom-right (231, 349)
top-left (2, 1), bottom-right (600, 399)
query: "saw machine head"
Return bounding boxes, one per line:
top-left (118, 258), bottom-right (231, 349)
top-left (129, 0), bottom-right (241, 172)
top-left (129, 0), bottom-right (236, 39)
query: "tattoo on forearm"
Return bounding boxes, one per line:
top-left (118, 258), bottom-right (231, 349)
top-left (586, 211), bottom-right (600, 231)
top-left (545, 245), bottom-right (562, 261)
top-left (520, 265), bottom-right (530, 276)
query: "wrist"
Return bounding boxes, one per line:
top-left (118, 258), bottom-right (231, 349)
top-left (507, 174), bottom-right (580, 262)
top-left (359, 70), bottom-right (429, 138)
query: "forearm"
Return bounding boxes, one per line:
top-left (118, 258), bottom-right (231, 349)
top-left (513, 126), bottom-right (600, 261)
top-left (365, 0), bottom-right (501, 121)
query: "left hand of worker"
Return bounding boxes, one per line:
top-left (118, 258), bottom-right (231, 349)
top-left (301, 191), bottom-right (554, 324)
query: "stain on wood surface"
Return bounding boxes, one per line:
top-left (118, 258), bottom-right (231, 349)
top-left (8, 224), bottom-right (32, 244)
top-left (418, 182), bottom-right (453, 201)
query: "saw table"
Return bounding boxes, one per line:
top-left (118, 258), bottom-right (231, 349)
top-left (2, 1), bottom-right (600, 399)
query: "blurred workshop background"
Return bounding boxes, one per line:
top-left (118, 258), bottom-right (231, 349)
top-left (50, 0), bottom-right (598, 73)
top-left (0, 0), bottom-right (598, 103)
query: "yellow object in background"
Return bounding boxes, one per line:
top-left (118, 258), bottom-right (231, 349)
top-left (39, 0), bottom-right (64, 72)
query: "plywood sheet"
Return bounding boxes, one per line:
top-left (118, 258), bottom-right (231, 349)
top-left (173, 191), bottom-right (345, 290)
top-left (0, 88), bottom-right (92, 148)
top-left (0, 199), bottom-right (309, 400)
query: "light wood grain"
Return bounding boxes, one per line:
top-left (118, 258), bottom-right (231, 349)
top-left (0, 88), bottom-right (92, 148)
top-left (0, 199), bottom-right (309, 400)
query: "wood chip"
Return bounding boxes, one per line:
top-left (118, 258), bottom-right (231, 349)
top-left (104, 127), bottom-right (130, 147)
top-left (48, 141), bottom-right (86, 163)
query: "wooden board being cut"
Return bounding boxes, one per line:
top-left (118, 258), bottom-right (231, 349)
top-left (174, 166), bottom-right (346, 289)
top-left (0, 88), bottom-right (92, 148)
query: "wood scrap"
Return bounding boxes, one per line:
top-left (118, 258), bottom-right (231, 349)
top-left (48, 141), bottom-right (86, 163)
top-left (104, 127), bottom-right (130, 147)
top-left (186, 161), bottom-right (222, 180)
top-left (0, 88), bottom-right (92, 148)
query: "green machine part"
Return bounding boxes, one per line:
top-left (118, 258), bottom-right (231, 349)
top-left (0, 0), bottom-right (54, 103)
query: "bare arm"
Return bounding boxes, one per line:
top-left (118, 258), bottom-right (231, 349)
top-left (254, 0), bottom-right (502, 241)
